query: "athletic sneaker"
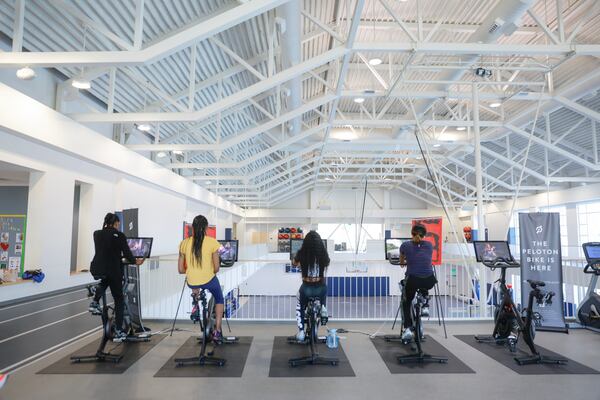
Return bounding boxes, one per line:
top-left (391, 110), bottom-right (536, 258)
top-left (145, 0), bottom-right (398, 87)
top-left (112, 330), bottom-right (128, 343)
top-left (421, 306), bottom-right (430, 317)
top-left (212, 330), bottom-right (223, 344)
top-left (88, 301), bottom-right (102, 315)
top-left (296, 329), bottom-right (306, 342)
top-left (401, 327), bottom-right (414, 342)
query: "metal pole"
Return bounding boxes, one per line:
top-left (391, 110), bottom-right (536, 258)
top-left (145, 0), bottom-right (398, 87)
top-left (472, 83), bottom-right (485, 238)
top-left (473, 82), bottom-right (486, 319)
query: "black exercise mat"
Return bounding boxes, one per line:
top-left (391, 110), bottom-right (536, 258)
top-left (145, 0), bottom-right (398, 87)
top-left (268, 336), bottom-right (355, 377)
top-left (370, 335), bottom-right (475, 374)
top-left (455, 335), bottom-right (600, 375)
top-left (154, 336), bottom-right (253, 378)
top-left (38, 334), bottom-right (165, 374)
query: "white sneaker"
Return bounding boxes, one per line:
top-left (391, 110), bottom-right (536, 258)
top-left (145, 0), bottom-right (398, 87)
top-left (401, 328), bottom-right (414, 341)
top-left (112, 330), bottom-right (128, 343)
top-left (421, 306), bottom-right (430, 317)
top-left (296, 330), bottom-right (305, 342)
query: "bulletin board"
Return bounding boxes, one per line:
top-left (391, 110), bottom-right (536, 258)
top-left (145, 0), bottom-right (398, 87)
top-left (0, 215), bottom-right (27, 281)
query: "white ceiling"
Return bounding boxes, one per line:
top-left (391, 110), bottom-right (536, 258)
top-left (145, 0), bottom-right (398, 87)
top-left (0, 0), bottom-right (599, 207)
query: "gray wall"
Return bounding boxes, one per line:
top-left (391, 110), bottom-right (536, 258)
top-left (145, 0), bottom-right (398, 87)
top-left (0, 186), bottom-right (28, 214)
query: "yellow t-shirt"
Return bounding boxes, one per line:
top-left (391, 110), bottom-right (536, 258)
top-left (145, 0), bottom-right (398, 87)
top-left (179, 236), bottom-right (221, 286)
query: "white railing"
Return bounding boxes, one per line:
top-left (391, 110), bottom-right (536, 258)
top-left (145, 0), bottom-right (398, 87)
top-left (140, 247), bottom-right (597, 322)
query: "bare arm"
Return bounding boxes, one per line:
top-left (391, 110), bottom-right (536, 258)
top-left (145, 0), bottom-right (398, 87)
top-left (178, 253), bottom-right (186, 274)
top-left (399, 253), bottom-right (407, 267)
top-left (212, 251), bottom-right (220, 274)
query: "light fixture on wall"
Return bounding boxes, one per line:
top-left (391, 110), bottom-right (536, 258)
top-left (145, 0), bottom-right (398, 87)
top-left (433, 143), bottom-right (441, 148)
top-left (368, 58), bottom-right (382, 66)
top-left (157, 151), bottom-right (167, 158)
top-left (72, 77), bottom-right (91, 90)
top-left (489, 102), bottom-right (501, 108)
top-left (16, 66), bottom-right (35, 80)
top-left (172, 150), bottom-right (183, 155)
top-left (205, 180), bottom-right (212, 185)
top-left (354, 97), bottom-right (365, 104)
top-left (136, 123), bottom-right (152, 132)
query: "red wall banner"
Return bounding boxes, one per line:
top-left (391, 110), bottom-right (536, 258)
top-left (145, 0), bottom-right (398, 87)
top-left (412, 217), bottom-right (443, 265)
top-left (207, 225), bottom-right (216, 239)
top-left (184, 223), bottom-right (217, 239)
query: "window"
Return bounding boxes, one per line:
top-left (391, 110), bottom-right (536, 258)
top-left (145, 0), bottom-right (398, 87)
top-left (317, 223), bottom-right (383, 253)
top-left (577, 201), bottom-right (600, 256)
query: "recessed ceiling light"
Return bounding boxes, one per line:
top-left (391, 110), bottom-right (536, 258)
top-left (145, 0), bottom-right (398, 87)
top-left (416, 156), bottom-right (423, 160)
top-left (456, 126), bottom-right (466, 131)
top-left (157, 151), bottom-right (166, 158)
top-left (137, 123), bottom-right (152, 132)
top-left (205, 180), bottom-right (212, 185)
top-left (72, 78), bottom-right (91, 89)
top-left (228, 195), bottom-right (236, 199)
top-left (16, 67), bottom-right (35, 80)
top-left (172, 150), bottom-right (183, 155)
top-left (489, 102), bottom-right (501, 108)
top-left (354, 97), bottom-right (365, 104)
top-left (433, 143), bottom-right (441, 148)
top-left (368, 58), bottom-right (382, 66)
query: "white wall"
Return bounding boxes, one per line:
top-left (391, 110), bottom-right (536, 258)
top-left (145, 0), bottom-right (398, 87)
top-left (0, 82), bottom-right (242, 301)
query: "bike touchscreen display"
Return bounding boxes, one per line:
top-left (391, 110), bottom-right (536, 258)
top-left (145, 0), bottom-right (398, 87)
top-left (583, 243), bottom-right (600, 260)
top-left (473, 241), bottom-right (512, 262)
top-left (218, 240), bottom-right (238, 262)
top-left (126, 237), bottom-right (153, 259)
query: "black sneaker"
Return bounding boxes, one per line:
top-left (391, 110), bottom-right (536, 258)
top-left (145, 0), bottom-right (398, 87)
top-left (212, 330), bottom-right (223, 345)
top-left (88, 301), bottom-right (102, 315)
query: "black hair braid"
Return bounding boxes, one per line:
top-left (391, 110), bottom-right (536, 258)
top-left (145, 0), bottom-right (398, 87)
top-left (296, 230), bottom-right (329, 277)
top-left (192, 215), bottom-right (208, 263)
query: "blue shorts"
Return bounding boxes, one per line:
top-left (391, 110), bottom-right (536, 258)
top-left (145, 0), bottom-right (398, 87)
top-left (188, 276), bottom-right (224, 305)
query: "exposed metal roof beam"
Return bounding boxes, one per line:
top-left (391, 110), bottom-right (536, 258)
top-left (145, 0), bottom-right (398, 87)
top-left (353, 42), bottom-right (600, 56)
top-left (0, 0), bottom-right (290, 66)
top-left (70, 48), bottom-right (344, 122)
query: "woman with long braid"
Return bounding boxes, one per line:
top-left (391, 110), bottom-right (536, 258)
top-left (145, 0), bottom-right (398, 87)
top-left (178, 215), bottom-right (225, 343)
top-left (291, 231), bottom-right (330, 342)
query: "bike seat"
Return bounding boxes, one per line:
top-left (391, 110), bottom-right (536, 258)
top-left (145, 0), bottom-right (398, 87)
top-left (527, 279), bottom-right (545, 289)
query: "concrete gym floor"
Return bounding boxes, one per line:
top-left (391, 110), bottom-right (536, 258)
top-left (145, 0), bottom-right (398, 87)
top-left (1, 321), bottom-right (599, 400)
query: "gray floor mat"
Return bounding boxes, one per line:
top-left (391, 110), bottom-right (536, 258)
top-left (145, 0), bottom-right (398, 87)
top-left (268, 336), bottom-right (355, 377)
top-left (154, 336), bottom-right (253, 378)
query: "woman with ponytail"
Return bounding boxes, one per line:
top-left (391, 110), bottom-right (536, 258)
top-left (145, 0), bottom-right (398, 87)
top-left (90, 212), bottom-right (144, 342)
top-left (398, 224), bottom-right (437, 342)
top-left (178, 215), bottom-right (224, 343)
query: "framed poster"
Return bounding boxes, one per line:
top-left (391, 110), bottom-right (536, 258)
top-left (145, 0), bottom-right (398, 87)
top-left (0, 215), bottom-right (27, 278)
top-left (122, 208), bottom-right (139, 237)
top-left (207, 225), bottom-right (216, 239)
top-left (412, 217), bottom-right (443, 265)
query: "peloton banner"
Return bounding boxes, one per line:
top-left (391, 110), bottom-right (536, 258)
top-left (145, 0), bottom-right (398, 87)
top-left (519, 212), bottom-right (568, 332)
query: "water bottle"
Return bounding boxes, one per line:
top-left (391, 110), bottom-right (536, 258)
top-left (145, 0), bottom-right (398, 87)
top-left (326, 328), bottom-right (338, 349)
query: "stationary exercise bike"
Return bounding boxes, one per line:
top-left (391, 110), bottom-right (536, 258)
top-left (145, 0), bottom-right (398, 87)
top-left (473, 241), bottom-right (567, 365)
top-left (71, 281), bottom-right (148, 363)
top-left (288, 297), bottom-right (338, 367)
top-left (174, 289), bottom-right (237, 367)
top-left (576, 242), bottom-right (600, 332)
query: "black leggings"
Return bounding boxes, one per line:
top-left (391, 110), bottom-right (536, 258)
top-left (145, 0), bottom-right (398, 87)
top-left (402, 274), bottom-right (437, 329)
top-left (94, 275), bottom-right (124, 331)
top-left (297, 283), bottom-right (327, 329)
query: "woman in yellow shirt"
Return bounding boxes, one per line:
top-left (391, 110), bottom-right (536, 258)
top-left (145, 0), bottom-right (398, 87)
top-left (178, 215), bottom-right (224, 342)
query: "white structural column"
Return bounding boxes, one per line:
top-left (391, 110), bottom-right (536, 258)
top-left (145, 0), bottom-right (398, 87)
top-left (12, 0), bottom-right (25, 52)
top-left (472, 83), bottom-right (485, 238)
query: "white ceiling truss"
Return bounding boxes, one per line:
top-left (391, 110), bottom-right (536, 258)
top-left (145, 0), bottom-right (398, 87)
top-left (0, 0), bottom-right (600, 208)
